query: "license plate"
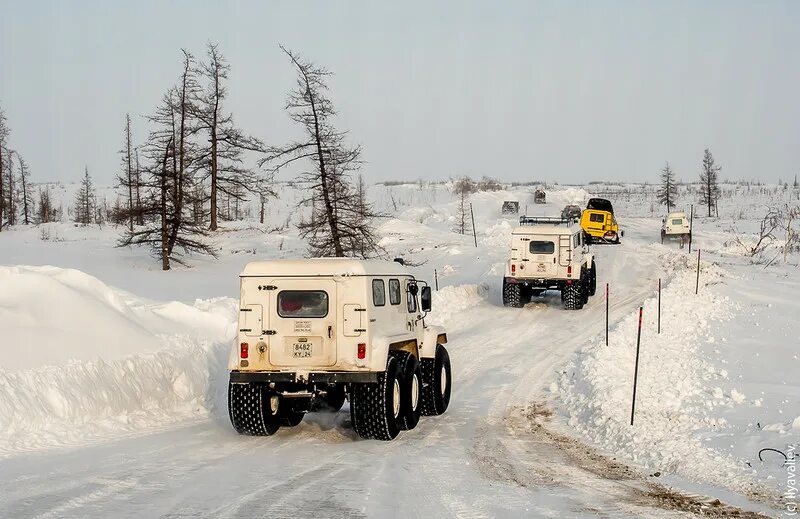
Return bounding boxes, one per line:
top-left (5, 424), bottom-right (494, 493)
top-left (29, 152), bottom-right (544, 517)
top-left (292, 342), bottom-right (313, 358)
top-left (537, 263), bottom-right (546, 272)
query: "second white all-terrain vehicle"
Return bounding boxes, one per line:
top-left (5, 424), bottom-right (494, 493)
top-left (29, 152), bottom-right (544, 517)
top-left (229, 258), bottom-right (452, 441)
top-left (661, 212), bottom-right (691, 245)
top-left (502, 216), bottom-right (597, 310)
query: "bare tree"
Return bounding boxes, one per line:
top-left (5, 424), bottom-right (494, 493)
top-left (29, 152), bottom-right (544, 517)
top-left (118, 66), bottom-right (214, 271)
top-left (17, 154), bottom-right (33, 225)
top-left (73, 167), bottom-right (96, 225)
top-left (451, 176), bottom-right (475, 235)
top-left (0, 106), bottom-right (8, 231)
top-left (37, 186), bottom-right (56, 224)
top-left (699, 149), bottom-right (721, 217)
top-left (133, 147), bottom-right (144, 225)
top-left (656, 162), bottom-right (678, 213)
top-left (116, 114), bottom-right (142, 231)
top-left (4, 149), bottom-right (17, 227)
top-left (194, 43), bottom-right (265, 230)
top-left (261, 46), bottom-right (380, 258)
top-left (255, 177), bottom-right (277, 225)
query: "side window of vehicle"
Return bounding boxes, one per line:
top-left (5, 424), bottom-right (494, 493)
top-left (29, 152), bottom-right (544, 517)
top-left (388, 279), bottom-right (401, 305)
top-left (372, 279), bottom-right (386, 307)
top-left (407, 284), bottom-right (418, 313)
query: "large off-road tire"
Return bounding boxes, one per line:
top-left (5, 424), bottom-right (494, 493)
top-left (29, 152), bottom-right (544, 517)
top-left (588, 262), bottom-right (597, 296)
top-left (502, 280), bottom-right (523, 308)
top-left (390, 351), bottom-right (423, 431)
top-left (421, 344), bottom-right (452, 416)
top-left (350, 356), bottom-right (403, 441)
top-left (310, 384), bottom-right (346, 413)
top-left (228, 382), bottom-right (281, 436)
top-left (580, 269), bottom-right (590, 304)
top-left (561, 282), bottom-right (585, 310)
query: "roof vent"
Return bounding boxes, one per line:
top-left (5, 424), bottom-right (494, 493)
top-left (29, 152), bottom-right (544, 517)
top-left (393, 258), bottom-right (405, 266)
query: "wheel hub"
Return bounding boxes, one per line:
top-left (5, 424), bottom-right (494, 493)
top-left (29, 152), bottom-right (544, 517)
top-left (392, 379), bottom-right (401, 418)
top-left (411, 373), bottom-right (420, 410)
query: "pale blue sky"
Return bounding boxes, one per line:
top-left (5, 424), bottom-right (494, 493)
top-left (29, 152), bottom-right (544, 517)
top-left (1, 1), bottom-right (798, 185)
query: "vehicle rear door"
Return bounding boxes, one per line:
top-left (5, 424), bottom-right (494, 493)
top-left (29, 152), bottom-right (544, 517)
top-left (529, 236), bottom-right (558, 277)
top-left (266, 278), bottom-right (338, 367)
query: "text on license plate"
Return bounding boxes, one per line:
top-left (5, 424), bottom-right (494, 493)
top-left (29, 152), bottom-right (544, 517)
top-left (292, 343), bottom-right (313, 358)
top-left (537, 263), bottom-right (546, 272)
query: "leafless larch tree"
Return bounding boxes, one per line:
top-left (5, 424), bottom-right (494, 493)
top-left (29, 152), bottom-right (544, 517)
top-left (0, 106), bottom-right (8, 231)
top-left (193, 43), bottom-right (267, 231)
top-left (699, 148), bottom-right (721, 217)
top-left (116, 114), bottom-right (145, 231)
top-left (118, 51), bottom-right (215, 270)
top-left (261, 46), bottom-right (381, 258)
top-left (73, 167), bottom-right (96, 225)
top-left (657, 162), bottom-right (678, 213)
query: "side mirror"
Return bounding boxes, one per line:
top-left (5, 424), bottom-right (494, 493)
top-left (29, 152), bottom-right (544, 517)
top-left (420, 286), bottom-right (432, 312)
top-left (620, 230), bottom-right (625, 237)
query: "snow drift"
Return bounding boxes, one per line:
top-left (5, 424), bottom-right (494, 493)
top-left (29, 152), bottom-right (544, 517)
top-left (0, 266), bottom-right (236, 454)
top-left (556, 256), bottom-right (765, 494)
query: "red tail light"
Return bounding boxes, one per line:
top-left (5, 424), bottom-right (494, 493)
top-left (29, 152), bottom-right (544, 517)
top-left (567, 265), bottom-right (572, 276)
top-left (240, 342), bottom-right (249, 359)
top-left (511, 264), bottom-right (516, 274)
top-left (357, 343), bottom-right (366, 360)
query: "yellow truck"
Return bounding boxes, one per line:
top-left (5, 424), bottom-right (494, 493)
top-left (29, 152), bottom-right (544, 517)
top-left (580, 198), bottom-right (623, 244)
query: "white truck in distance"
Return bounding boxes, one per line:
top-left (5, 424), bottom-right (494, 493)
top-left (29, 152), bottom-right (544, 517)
top-left (229, 258), bottom-right (452, 441)
top-left (503, 216), bottom-right (597, 310)
top-left (661, 211), bottom-right (692, 245)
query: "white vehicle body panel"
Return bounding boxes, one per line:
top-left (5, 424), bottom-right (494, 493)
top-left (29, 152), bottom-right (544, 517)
top-left (232, 259), bottom-right (446, 375)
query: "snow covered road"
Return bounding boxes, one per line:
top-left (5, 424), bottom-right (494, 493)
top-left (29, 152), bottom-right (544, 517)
top-left (1, 233), bottom-right (726, 518)
top-left (0, 185), bottom-right (791, 518)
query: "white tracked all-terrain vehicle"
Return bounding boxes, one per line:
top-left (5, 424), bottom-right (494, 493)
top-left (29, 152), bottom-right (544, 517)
top-left (502, 216), bottom-right (597, 310)
top-left (228, 258), bottom-right (452, 441)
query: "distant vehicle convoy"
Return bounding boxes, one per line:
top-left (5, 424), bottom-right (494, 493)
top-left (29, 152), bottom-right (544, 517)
top-left (661, 211), bottom-right (691, 245)
top-left (561, 204), bottom-right (582, 221)
top-left (502, 201), bottom-right (520, 215)
top-left (229, 258), bottom-right (451, 441)
top-left (580, 198), bottom-right (623, 244)
top-left (503, 216), bottom-right (597, 310)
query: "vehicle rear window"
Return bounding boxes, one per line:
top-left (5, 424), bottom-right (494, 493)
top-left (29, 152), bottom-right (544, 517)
top-left (671, 219), bottom-right (683, 225)
top-left (372, 279), bottom-right (386, 307)
top-left (589, 213), bottom-right (604, 223)
top-left (388, 279), bottom-right (401, 305)
top-left (529, 241), bottom-right (555, 254)
top-left (277, 291), bottom-right (329, 318)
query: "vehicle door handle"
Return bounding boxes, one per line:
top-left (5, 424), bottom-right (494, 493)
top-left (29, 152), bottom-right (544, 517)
top-left (327, 326), bottom-right (332, 338)
top-left (553, 258), bottom-right (556, 263)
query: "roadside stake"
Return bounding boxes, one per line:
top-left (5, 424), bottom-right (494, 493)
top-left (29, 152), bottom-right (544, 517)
top-left (695, 249), bottom-right (701, 295)
top-left (630, 306), bottom-right (644, 426)
top-left (469, 203), bottom-right (477, 247)
top-left (688, 204), bottom-right (694, 253)
top-left (434, 269), bottom-right (439, 291)
top-left (605, 283), bottom-right (609, 346)
top-left (657, 278), bottom-right (661, 334)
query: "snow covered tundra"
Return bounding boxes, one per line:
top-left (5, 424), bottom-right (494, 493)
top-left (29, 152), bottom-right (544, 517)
top-left (0, 181), bottom-right (797, 518)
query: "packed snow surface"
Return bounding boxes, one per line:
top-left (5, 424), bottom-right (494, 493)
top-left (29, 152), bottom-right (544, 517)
top-left (0, 181), bottom-right (796, 517)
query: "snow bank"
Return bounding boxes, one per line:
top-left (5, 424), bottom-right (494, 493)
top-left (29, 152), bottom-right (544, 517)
top-left (0, 265), bottom-right (235, 371)
top-left (0, 266), bottom-right (236, 454)
top-left (557, 259), bottom-right (761, 493)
